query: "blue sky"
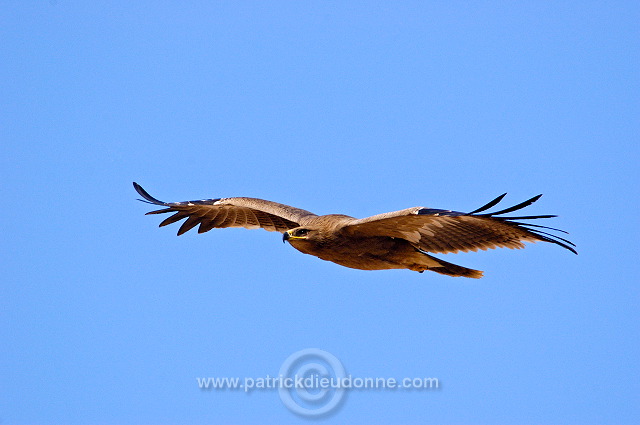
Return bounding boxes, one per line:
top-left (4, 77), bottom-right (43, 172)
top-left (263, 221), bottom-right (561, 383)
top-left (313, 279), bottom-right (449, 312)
top-left (1, 1), bottom-right (638, 424)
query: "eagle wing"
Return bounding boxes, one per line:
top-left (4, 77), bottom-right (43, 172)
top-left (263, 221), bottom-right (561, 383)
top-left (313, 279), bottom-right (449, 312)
top-left (133, 182), bottom-right (317, 235)
top-left (343, 194), bottom-right (577, 254)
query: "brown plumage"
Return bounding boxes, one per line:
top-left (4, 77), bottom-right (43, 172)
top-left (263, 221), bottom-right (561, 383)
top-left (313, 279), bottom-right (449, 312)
top-left (133, 182), bottom-right (576, 278)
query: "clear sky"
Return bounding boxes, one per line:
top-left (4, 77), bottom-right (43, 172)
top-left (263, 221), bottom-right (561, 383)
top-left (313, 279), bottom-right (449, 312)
top-left (1, 2), bottom-right (638, 424)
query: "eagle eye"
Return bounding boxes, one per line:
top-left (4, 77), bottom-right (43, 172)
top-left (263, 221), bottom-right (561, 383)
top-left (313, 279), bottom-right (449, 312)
top-left (296, 229), bottom-right (309, 236)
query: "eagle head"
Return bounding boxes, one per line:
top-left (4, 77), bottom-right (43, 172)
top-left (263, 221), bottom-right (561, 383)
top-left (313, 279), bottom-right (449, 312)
top-left (282, 227), bottom-right (314, 243)
top-left (283, 226), bottom-right (335, 259)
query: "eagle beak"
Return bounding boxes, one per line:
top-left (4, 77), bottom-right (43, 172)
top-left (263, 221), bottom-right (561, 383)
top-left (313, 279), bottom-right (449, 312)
top-left (282, 231), bottom-right (290, 243)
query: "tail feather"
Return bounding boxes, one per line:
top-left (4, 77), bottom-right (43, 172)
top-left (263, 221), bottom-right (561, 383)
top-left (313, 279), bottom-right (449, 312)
top-left (430, 263), bottom-right (483, 279)
top-left (422, 252), bottom-right (484, 278)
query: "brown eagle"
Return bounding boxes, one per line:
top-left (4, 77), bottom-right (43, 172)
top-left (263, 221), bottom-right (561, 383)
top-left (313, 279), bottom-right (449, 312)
top-left (133, 182), bottom-right (576, 278)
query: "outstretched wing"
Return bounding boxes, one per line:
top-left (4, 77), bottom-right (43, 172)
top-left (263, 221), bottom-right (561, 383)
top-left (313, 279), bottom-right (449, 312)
top-left (343, 194), bottom-right (577, 254)
top-left (133, 182), bottom-right (317, 235)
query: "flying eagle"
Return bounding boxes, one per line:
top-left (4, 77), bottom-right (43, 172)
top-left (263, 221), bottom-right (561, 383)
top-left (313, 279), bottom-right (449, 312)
top-left (133, 182), bottom-right (576, 278)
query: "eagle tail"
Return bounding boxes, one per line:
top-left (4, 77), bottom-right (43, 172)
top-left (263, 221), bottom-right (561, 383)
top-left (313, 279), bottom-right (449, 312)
top-left (421, 252), bottom-right (484, 279)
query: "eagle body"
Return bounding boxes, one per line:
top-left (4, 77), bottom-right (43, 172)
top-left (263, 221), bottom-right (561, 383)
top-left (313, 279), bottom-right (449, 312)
top-left (282, 216), bottom-right (480, 277)
top-left (134, 182), bottom-right (576, 278)
top-left (286, 229), bottom-right (413, 270)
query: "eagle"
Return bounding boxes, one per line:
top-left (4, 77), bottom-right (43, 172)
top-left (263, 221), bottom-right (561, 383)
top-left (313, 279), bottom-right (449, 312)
top-left (133, 182), bottom-right (576, 278)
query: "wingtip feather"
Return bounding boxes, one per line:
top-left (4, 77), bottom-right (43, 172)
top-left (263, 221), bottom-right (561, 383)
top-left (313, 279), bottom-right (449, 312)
top-left (480, 194), bottom-right (544, 216)
top-left (133, 182), bottom-right (166, 205)
top-left (467, 193), bottom-right (508, 215)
